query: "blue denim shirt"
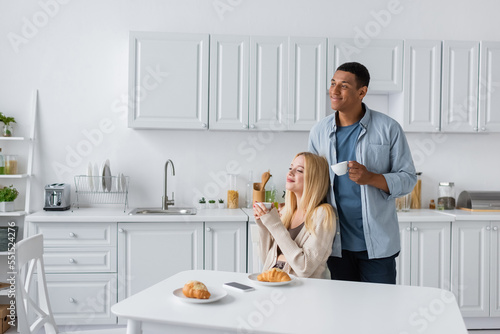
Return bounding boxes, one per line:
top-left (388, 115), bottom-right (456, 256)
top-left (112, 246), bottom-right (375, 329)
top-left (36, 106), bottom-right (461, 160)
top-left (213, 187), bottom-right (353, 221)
top-left (308, 104), bottom-right (417, 259)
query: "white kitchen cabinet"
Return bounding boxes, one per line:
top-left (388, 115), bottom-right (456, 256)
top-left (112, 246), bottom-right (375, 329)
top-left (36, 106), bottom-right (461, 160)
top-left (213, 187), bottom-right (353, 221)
top-left (117, 222), bottom-right (204, 303)
top-left (128, 32), bottom-right (209, 130)
top-left (478, 41), bottom-right (500, 132)
top-left (396, 222), bottom-right (411, 285)
top-left (204, 221), bottom-right (247, 273)
top-left (396, 221), bottom-right (451, 290)
top-left (249, 36), bottom-right (289, 131)
top-left (210, 35), bottom-right (325, 131)
top-left (327, 39), bottom-right (403, 93)
top-left (441, 41), bottom-right (480, 132)
top-left (209, 35), bottom-right (250, 130)
top-left (34, 273), bottom-right (117, 325)
top-left (451, 220), bottom-right (499, 318)
top-left (403, 40), bottom-right (442, 132)
top-left (26, 221), bottom-right (118, 325)
top-left (288, 37), bottom-right (327, 130)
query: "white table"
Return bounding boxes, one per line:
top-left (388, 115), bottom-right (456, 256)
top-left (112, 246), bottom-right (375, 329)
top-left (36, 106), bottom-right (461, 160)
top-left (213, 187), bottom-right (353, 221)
top-left (111, 270), bottom-right (467, 334)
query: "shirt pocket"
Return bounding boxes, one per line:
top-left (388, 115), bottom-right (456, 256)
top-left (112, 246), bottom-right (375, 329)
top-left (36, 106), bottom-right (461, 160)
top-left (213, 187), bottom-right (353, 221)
top-left (365, 143), bottom-right (390, 174)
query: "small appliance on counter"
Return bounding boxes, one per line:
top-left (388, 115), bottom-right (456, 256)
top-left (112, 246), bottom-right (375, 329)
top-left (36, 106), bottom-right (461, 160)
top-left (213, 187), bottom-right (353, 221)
top-left (457, 191), bottom-right (500, 212)
top-left (44, 183), bottom-right (71, 211)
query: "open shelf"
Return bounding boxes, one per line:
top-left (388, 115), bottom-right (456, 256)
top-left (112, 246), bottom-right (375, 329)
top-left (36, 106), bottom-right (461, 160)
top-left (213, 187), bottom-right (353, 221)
top-left (0, 137), bottom-right (25, 141)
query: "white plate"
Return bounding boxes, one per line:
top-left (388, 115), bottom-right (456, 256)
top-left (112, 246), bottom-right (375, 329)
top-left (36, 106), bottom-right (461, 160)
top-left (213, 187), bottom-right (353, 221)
top-left (120, 173), bottom-right (127, 192)
top-left (248, 273), bottom-right (296, 286)
top-left (172, 286), bottom-right (227, 304)
top-left (87, 162), bottom-right (93, 191)
top-left (102, 164), bottom-right (112, 192)
top-left (93, 163), bottom-right (100, 191)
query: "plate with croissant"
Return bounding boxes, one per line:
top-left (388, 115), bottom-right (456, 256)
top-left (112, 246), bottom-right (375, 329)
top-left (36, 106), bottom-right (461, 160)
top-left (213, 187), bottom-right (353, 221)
top-left (173, 280), bottom-right (227, 304)
top-left (248, 268), bottom-right (296, 286)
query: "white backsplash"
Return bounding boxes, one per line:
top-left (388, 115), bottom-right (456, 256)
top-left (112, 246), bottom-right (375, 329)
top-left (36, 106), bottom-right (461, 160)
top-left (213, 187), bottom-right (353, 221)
top-left (1, 0), bottom-right (499, 211)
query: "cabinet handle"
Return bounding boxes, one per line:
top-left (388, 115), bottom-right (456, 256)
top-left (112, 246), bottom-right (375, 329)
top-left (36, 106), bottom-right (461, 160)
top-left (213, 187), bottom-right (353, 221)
top-left (406, 227), bottom-right (411, 231)
top-left (118, 228), bottom-right (124, 233)
top-left (473, 127), bottom-right (478, 131)
top-left (486, 226), bottom-right (491, 231)
top-left (69, 258), bottom-right (75, 263)
top-left (493, 226), bottom-right (498, 231)
top-left (413, 227), bottom-right (418, 232)
top-left (69, 297), bottom-right (75, 303)
top-left (69, 232), bottom-right (76, 238)
top-left (435, 127), bottom-right (440, 131)
top-left (201, 123), bottom-right (207, 128)
top-left (249, 124), bottom-right (256, 129)
top-left (481, 127), bottom-right (486, 131)
top-left (206, 227), bottom-right (212, 232)
top-left (242, 124), bottom-right (248, 129)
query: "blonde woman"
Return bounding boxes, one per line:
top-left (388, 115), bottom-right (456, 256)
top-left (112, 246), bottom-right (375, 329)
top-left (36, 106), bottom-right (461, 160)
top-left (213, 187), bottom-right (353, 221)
top-left (254, 152), bottom-right (336, 279)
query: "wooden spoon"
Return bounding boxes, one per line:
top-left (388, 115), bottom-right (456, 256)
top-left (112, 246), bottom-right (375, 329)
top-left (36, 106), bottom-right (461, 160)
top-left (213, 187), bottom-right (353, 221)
top-left (261, 171), bottom-right (271, 191)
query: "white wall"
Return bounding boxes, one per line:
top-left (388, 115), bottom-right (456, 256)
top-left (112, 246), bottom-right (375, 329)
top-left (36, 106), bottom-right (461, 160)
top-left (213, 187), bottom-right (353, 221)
top-left (0, 0), bottom-right (499, 211)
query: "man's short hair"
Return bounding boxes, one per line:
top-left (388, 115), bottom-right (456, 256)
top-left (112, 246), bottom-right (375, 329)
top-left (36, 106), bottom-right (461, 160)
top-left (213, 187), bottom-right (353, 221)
top-left (336, 62), bottom-right (370, 88)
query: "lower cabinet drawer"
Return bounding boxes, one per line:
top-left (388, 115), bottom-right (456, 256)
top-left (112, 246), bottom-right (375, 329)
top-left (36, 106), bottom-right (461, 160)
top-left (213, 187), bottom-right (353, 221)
top-left (37, 273), bottom-right (117, 325)
top-left (44, 248), bottom-right (117, 272)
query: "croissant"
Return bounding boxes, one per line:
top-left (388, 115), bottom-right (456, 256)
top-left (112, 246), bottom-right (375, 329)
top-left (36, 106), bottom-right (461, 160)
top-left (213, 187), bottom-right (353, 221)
top-left (257, 268), bottom-right (291, 282)
top-left (182, 280), bottom-right (211, 299)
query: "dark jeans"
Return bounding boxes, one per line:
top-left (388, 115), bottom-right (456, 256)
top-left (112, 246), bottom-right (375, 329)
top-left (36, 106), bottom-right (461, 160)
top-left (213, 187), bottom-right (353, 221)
top-left (328, 250), bottom-right (399, 284)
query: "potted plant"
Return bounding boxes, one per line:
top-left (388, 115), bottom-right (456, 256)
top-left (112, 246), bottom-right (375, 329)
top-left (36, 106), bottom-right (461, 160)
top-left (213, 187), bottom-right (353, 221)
top-left (0, 112), bottom-right (16, 137)
top-left (198, 197), bottom-right (206, 209)
top-left (0, 185), bottom-right (18, 212)
top-left (217, 198), bottom-right (225, 209)
top-left (208, 199), bottom-right (216, 209)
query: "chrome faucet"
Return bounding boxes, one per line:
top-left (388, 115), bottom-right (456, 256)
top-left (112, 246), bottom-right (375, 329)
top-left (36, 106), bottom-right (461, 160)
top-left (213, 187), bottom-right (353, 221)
top-left (162, 159), bottom-right (175, 210)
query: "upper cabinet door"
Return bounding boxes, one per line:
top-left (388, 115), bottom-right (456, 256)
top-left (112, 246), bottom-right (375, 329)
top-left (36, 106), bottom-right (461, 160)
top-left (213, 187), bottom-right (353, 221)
top-left (128, 32), bottom-right (209, 130)
top-left (209, 35), bottom-right (249, 130)
top-left (478, 41), bottom-right (500, 132)
top-left (328, 39), bottom-right (403, 93)
top-left (288, 37), bottom-right (327, 131)
top-left (249, 36), bottom-right (288, 131)
top-left (441, 41), bottom-right (480, 132)
top-left (403, 40), bottom-right (442, 132)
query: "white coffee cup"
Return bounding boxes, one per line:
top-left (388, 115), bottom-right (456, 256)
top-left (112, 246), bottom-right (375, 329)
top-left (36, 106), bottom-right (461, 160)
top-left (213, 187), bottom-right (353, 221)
top-left (331, 161), bottom-right (349, 176)
top-left (258, 202), bottom-right (273, 209)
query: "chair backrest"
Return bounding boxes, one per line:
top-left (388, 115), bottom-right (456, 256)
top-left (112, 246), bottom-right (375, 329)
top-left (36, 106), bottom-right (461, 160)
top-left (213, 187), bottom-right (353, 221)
top-left (16, 234), bottom-right (59, 334)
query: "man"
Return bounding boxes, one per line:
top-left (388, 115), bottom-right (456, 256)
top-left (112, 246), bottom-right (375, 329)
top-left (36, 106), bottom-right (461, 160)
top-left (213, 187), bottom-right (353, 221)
top-left (308, 62), bottom-right (416, 284)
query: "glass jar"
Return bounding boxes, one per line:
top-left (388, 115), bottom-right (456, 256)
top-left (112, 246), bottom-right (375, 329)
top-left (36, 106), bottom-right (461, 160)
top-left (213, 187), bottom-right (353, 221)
top-left (227, 173), bottom-right (239, 209)
top-left (437, 182), bottom-right (455, 210)
top-left (5, 155), bottom-right (18, 175)
top-left (410, 172), bottom-right (422, 209)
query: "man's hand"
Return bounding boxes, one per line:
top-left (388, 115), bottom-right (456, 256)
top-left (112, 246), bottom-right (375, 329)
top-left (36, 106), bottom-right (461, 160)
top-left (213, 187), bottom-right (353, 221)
top-left (348, 161), bottom-right (389, 193)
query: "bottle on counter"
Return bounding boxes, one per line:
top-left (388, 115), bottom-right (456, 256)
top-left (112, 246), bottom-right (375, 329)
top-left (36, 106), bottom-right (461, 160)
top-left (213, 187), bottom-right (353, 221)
top-left (410, 172), bottom-right (422, 209)
top-left (246, 171), bottom-right (253, 209)
top-left (437, 182), bottom-right (456, 210)
top-left (265, 175), bottom-right (276, 204)
top-left (0, 148), bottom-right (4, 175)
top-left (429, 199), bottom-right (436, 210)
top-left (227, 173), bottom-right (239, 209)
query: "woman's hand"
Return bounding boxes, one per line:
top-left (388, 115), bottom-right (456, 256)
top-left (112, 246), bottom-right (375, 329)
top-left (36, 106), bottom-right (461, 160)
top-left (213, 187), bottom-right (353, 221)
top-left (253, 201), bottom-right (270, 220)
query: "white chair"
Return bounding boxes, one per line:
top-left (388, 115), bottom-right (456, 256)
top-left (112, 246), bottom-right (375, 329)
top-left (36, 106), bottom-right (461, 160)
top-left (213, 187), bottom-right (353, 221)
top-left (15, 234), bottom-right (126, 334)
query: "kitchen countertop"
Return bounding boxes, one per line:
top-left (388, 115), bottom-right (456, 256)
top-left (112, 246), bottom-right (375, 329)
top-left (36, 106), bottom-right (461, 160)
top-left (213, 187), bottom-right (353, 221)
top-left (25, 207), bottom-right (249, 222)
top-left (25, 207), bottom-right (500, 223)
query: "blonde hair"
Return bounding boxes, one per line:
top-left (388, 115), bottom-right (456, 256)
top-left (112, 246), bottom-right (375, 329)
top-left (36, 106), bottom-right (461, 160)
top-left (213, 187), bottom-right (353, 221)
top-left (281, 152), bottom-right (334, 233)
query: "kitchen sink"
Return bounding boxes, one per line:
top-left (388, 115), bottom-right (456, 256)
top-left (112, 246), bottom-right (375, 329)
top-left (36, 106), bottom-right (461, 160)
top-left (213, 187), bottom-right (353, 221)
top-left (129, 207), bottom-right (197, 215)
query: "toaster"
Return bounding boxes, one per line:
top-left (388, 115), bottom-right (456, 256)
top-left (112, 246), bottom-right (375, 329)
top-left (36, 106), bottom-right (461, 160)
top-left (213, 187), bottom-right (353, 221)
top-left (44, 183), bottom-right (71, 211)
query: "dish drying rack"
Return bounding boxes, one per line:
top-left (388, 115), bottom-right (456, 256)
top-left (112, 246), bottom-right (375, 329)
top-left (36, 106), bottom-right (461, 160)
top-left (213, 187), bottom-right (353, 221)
top-left (74, 175), bottom-right (130, 212)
